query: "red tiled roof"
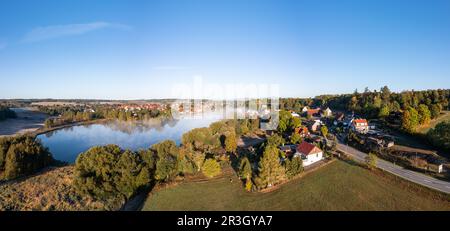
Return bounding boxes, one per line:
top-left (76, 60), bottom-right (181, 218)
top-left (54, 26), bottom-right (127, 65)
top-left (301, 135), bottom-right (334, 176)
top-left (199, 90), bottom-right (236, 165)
top-left (353, 119), bottom-right (368, 124)
top-left (307, 109), bottom-right (320, 115)
top-left (296, 141), bottom-right (322, 155)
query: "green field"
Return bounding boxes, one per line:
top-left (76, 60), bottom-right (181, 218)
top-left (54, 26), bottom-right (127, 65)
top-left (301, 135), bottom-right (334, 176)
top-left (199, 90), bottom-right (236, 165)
top-left (142, 161), bottom-right (450, 211)
top-left (417, 111), bottom-right (450, 134)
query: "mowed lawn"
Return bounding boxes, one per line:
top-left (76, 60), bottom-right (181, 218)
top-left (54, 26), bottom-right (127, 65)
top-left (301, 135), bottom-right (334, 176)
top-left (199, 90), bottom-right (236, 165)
top-left (142, 161), bottom-right (450, 211)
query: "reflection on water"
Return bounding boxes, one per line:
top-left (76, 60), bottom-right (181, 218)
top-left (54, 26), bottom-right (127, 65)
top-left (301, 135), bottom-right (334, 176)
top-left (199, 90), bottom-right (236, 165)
top-left (38, 115), bottom-right (221, 163)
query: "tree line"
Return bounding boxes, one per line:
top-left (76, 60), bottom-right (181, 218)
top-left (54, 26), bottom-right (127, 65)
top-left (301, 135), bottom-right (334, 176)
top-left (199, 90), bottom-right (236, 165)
top-left (281, 87), bottom-right (449, 133)
top-left (0, 107), bottom-right (17, 121)
top-left (40, 105), bottom-right (170, 128)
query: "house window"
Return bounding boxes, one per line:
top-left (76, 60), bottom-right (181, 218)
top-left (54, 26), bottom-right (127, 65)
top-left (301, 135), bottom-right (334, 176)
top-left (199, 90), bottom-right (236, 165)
top-left (316, 153), bottom-right (318, 158)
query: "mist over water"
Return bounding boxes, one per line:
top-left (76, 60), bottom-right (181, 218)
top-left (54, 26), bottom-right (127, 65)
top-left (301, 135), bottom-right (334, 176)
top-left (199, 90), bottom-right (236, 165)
top-left (37, 115), bottom-right (221, 163)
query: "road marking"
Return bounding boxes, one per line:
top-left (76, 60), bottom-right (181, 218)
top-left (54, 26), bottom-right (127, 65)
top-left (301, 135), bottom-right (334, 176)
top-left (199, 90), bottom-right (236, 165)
top-left (423, 180), bottom-right (431, 183)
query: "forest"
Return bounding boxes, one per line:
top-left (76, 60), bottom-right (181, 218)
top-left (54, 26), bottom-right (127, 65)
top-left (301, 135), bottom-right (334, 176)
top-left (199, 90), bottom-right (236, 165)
top-left (40, 105), bottom-right (170, 128)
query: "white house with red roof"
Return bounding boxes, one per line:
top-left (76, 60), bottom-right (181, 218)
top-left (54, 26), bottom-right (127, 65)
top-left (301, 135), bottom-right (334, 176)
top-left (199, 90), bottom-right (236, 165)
top-left (350, 118), bottom-right (369, 133)
top-left (294, 141), bottom-right (323, 166)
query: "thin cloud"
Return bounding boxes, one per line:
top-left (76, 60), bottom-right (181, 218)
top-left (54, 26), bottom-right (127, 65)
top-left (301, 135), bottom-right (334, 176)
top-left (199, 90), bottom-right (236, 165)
top-left (152, 66), bottom-right (190, 70)
top-left (21, 22), bottom-right (131, 43)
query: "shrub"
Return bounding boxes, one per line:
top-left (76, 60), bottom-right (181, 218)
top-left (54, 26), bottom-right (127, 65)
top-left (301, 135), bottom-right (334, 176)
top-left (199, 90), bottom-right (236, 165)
top-left (224, 131), bottom-right (237, 153)
top-left (285, 156), bottom-right (303, 179)
top-left (245, 178), bottom-right (253, 192)
top-left (202, 159), bottom-right (221, 178)
top-left (238, 157), bottom-right (252, 180)
top-left (365, 153), bottom-right (378, 170)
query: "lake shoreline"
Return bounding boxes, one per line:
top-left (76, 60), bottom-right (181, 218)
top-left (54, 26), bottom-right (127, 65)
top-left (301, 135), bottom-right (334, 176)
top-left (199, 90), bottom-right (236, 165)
top-left (36, 115), bottom-right (221, 163)
top-left (32, 114), bottom-right (174, 138)
top-left (31, 118), bottom-right (111, 138)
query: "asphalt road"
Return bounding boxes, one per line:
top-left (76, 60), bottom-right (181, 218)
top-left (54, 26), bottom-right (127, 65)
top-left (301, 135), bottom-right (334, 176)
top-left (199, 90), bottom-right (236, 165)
top-left (336, 141), bottom-right (450, 194)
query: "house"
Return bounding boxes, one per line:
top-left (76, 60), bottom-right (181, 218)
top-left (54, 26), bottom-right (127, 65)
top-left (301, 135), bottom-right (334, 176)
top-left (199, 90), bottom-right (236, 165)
top-left (321, 107), bottom-right (332, 117)
top-left (351, 119), bottom-right (369, 134)
top-left (294, 141), bottom-right (324, 166)
top-left (308, 119), bottom-right (323, 132)
top-left (302, 106), bottom-right (309, 113)
top-left (306, 108), bottom-right (321, 117)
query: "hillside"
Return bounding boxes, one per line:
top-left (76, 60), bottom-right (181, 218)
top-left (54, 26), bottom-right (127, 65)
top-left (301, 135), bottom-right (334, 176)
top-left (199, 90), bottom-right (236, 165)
top-left (0, 166), bottom-right (124, 211)
top-left (142, 160), bottom-right (450, 211)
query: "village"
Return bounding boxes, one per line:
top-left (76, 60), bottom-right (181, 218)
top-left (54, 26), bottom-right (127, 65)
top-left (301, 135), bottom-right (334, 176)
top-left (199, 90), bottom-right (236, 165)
top-left (263, 105), bottom-right (448, 182)
top-left (115, 100), bottom-right (448, 180)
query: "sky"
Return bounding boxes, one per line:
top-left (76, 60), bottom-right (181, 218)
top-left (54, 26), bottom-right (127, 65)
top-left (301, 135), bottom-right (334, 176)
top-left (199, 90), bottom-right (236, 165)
top-left (1, 0), bottom-right (450, 99)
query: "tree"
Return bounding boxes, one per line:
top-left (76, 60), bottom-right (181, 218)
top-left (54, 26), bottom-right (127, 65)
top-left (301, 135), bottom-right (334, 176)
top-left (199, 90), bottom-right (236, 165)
top-left (192, 151), bottom-right (206, 172)
top-left (238, 157), bottom-right (252, 180)
top-left (182, 127), bottom-right (219, 152)
top-left (418, 104), bottom-right (431, 125)
top-left (225, 131), bottom-right (237, 153)
top-left (255, 145), bottom-right (286, 189)
top-left (277, 110), bottom-right (291, 133)
top-left (239, 120), bottom-right (250, 135)
top-left (290, 116), bottom-right (301, 130)
top-left (176, 150), bottom-right (196, 175)
top-left (290, 132), bottom-right (302, 144)
top-left (380, 86), bottom-right (391, 102)
top-left (44, 119), bottom-right (54, 128)
top-left (320, 125), bottom-right (328, 138)
top-left (114, 150), bottom-right (151, 198)
top-left (373, 95), bottom-right (382, 109)
top-left (391, 101), bottom-right (401, 112)
top-left (402, 107), bottom-right (419, 133)
top-left (365, 153), bottom-right (377, 170)
top-left (285, 157), bottom-right (303, 179)
top-left (267, 134), bottom-right (285, 147)
top-left (430, 104), bottom-right (441, 119)
top-left (202, 159), bottom-right (221, 178)
top-left (1, 136), bottom-right (53, 180)
top-left (427, 121), bottom-right (450, 150)
top-left (152, 140), bottom-right (179, 182)
top-left (73, 145), bottom-right (153, 200)
top-left (378, 105), bottom-right (390, 118)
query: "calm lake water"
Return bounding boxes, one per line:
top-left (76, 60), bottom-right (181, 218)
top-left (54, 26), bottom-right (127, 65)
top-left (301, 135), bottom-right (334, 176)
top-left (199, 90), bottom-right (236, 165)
top-left (37, 115), bottom-right (222, 163)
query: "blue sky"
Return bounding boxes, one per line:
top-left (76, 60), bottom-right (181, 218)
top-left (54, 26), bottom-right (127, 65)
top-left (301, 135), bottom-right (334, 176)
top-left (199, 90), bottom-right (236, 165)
top-left (1, 0), bottom-right (450, 99)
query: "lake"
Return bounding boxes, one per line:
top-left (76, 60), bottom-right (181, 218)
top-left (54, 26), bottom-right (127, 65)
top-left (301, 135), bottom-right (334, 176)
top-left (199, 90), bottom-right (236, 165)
top-left (37, 115), bottom-right (222, 163)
